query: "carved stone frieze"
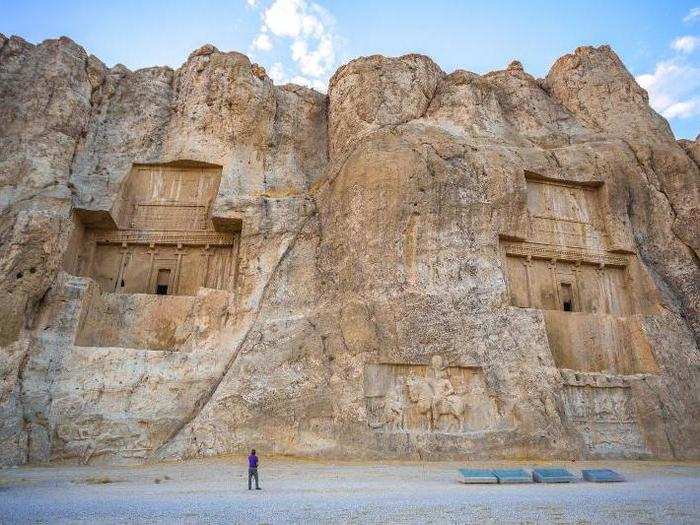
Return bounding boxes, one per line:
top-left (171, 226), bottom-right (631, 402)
top-left (364, 355), bottom-right (504, 434)
top-left (131, 203), bottom-right (209, 231)
top-left (559, 369), bottom-right (651, 457)
top-left (558, 368), bottom-right (656, 388)
top-left (91, 230), bottom-right (235, 247)
top-left (501, 241), bottom-right (628, 267)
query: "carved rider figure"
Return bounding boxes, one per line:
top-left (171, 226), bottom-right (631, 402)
top-left (428, 355), bottom-right (454, 415)
top-left (427, 355), bottom-right (455, 428)
top-left (403, 356), bottom-right (468, 432)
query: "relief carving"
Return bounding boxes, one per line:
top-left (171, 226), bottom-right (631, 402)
top-left (524, 176), bottom-right (608, 252)
top-left (93, 230), bottom-right (234, 246)
top-left (131, 203), bottom-right (208, 231)
top-left (501, 241), bottom-right (627, 267)
top-left (364, 355), bottom-right (503, 433)
top-left (560, 370), bottom-right (650, 456)
top-left (529, 216), bottom-right (611, 250)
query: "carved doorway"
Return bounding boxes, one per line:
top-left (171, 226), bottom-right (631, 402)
top-left (560, 282), bottom-right (574, 311)
top-left (155, 269), bottom-right (172, 295)
top-left (149, 260), bottom-right (176, 295)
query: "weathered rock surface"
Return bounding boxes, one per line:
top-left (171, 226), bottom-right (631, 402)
top-left (0, 35), bottom-right (697, 466)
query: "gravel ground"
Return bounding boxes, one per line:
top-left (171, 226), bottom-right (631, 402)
top-left (0, 457), bottom-right (698, 524)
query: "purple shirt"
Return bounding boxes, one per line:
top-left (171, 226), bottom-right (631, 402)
top-left (248, 454), bottom-right (258, 468)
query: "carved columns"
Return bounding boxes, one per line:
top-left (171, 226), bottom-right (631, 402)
top-left (549, 258), bottom-right (560, 310)
top-left (595, 263), bottom-right (609, 314)
top-left (173, 243), bottom-right (186, 295)
top-left (523, 256), bottom-right (534, 308)
top-left (146, 243), bottom-right (157, 293)
top-left (572, 261), bottom-right (583, 312)
top-left (114, 242), bottom-right (129, 292)
top-left (201, 244), bottom-right (213, 288)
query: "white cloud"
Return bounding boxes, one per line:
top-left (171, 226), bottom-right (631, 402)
top-left (251, 33), bottom-right (273, 51)
top-left (248, 0), bottom-right (338, 92)
top-left (268, 62), bottom-right (285, 83)
top-left (262, 0), bottom-right (326, 39)
top-left (637, 59), bottom-right (700, 119)
top-left (638, 12), bottom-right (700, 122)
top-left (671, 35), bottom-right (700, 53)
top-left (290, 75), bottom-right (327, 91)
top-left (684, 7), bottom-right (700, 23)
top-left (664, 100), bottom-right (700, 119)
top-left (291, 35), bottom-right (334, 77)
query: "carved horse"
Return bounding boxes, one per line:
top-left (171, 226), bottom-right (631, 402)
top-left (433, 394), bottom-right (467, 432)
top-left (405, 377), bottom-right (434, 430)
top-left (406, 376), bottom-right (468, 432)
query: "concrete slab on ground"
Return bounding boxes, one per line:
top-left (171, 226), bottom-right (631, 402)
top-left (533, 467), bottom-right (576, 483)
top-left (458, 468), bottom-right (498, 484)
top-left (582, 468), bottom-right (625, 482)
top-left (493, 468), bottom-right (532, 483)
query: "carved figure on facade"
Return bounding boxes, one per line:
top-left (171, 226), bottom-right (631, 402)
top-left (561, 377), bottom-right (648, 455)
top-left (404, 376), bottom-right (434, 430)
top-left (383, 376), bottom-right (407, 431)
top-left (365, 355), bottom-right (500, 434)
top-left (427, 355), bottom-right (468, 431)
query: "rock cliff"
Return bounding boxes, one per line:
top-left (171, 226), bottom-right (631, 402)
top-left (0, 35), bottom-right (698, 465)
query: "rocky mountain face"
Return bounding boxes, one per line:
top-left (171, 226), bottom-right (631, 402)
top-left (0, 35), bottom-right (697, 466)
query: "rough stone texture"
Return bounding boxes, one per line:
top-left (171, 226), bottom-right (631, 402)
top-left (0, 36), bottom-right (697, 466)
top-left (328, 54), bottom-right (442, 158)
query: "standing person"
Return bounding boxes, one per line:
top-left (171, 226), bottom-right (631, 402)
top-left (248, 449), bottom-right (261, 490)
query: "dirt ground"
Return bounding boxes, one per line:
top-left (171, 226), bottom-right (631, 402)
top-left (0, 457), bottom-right (698, 524)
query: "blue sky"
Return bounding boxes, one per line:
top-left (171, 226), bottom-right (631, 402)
top-left (2, 0), bottom-right (699, 139)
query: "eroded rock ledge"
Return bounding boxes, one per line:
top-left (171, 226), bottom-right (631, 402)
top-left (0, 35), bottom-right (698, 466)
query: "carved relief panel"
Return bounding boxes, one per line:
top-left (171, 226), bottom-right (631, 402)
top-left (560, 370), bottom-right (650, 457)
top-left (503, 255), bottom-right (633, 314)
top-left (131, 204), bottom-right (208, 231)
top-left (363, 356), bottom-right (504, 434)
top-left (526, 176), bottom-right (609, 251)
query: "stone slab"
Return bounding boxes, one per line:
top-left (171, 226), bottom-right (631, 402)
top-left (532, 468), bottom-right (576, 483)
top-left (493, 468), bottom-right (532, 483)
top-left (581, 469), bottom-right (625, 482)
top-left (458, 468), bottom-right (498, 484)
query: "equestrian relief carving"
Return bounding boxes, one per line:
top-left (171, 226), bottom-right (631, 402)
top-left (364, 356), bottom-right (504, 433)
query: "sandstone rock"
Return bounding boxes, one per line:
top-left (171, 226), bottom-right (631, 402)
top-left (189, 44), bottom-right (218, 58)
top-left (544, 45), bottom-right (671, 138)
top-left (328, 54), bottom-right (443, 159)
top-left (0, 38), bottom-right (697, 466)
top-left (506, 60), bottom-right (524, 73)
top-left (678, 135), bottom-right (700, 166)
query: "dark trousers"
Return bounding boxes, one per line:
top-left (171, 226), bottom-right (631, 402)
top-left (248, 467), bottom-right (259, 489)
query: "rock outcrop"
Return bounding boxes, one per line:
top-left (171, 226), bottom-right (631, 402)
top-left (0, 35), bottom-right (697, 466)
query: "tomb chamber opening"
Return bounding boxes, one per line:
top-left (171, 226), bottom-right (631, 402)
top-left (501, 173), bottom-right (640, 314)
top-left (66, 161), bottom-right (241, 296)
top-left (499, 173), bottom-right (661, 374)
